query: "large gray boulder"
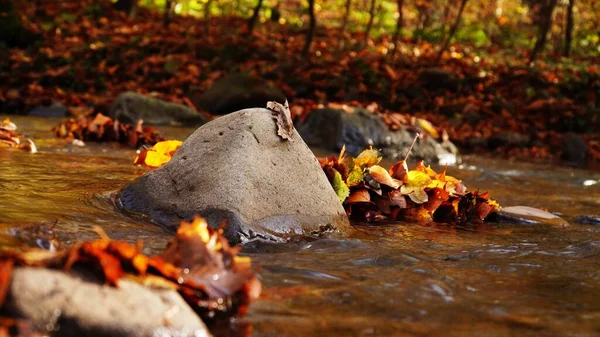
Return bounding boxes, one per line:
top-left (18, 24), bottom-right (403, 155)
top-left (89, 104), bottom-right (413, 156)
top-left (109, 91), bottom-right (207, 126)
top-left (297, 108), bottom-right (459, 164)
top-left (3, 267), bottom-right (210, 337)
top-left (192, 73), bottom-right (286, 115)
top-left (117, 108), bottom-right (350, 244)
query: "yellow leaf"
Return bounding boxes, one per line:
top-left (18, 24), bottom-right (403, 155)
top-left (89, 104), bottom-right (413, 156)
top-left (405, 170), bottom-right (431, 187)
top-left (152, 140), bottom-right (183, 157)
top-left (134, 140), bottom-right (182, 169)
top-left (353, 148), bottom-right (381, 169)
top-left (417, 118), bottom-right (439, 139)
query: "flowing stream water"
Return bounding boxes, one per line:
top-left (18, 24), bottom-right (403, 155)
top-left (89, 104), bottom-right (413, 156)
top-left (1, 115), bottom-right (600, 336)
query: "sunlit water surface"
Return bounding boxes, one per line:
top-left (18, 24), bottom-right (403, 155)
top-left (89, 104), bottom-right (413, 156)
top-left (2, 116), bottom-right (600, 337)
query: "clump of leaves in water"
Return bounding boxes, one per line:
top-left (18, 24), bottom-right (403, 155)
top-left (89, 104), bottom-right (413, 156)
top-left (0, 216), bottom-right (261, 325)
top-left (53, 113), bottom-right (164, 148)
top-left (0, 119), bottom-right (37, 153)
top-left (319, 140), bottom-right (500, 225)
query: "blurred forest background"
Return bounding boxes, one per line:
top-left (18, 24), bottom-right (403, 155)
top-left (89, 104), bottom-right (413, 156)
top-left (1, 0), bottom-right (599, 164)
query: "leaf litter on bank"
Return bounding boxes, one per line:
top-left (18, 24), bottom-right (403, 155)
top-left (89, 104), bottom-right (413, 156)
top-left (53, 113), bottom-right (164, 148)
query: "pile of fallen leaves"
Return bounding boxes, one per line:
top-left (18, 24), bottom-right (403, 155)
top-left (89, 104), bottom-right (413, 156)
top-left (0, 216), bottom-right (260, 326)
top-left (0, 119), bottom-right (37, 153)
top-left (53, 113), bottom-right (164, 148)
top-left (320, 144), bottom-right (499, 225)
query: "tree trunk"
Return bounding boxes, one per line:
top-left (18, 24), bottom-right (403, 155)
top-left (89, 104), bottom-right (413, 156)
top-left (247, 0), bottom-right (264, 36)
top-left (163, 0), bottom-right (174, 28)
top-left (439, 2), bottom-right (452, 47)
top-left (363, 0), bottom-right (377, 46)
top-left (390, 0), bottom-right (404, 60)
top-left (435, 0), bottom-right (469, 64)
top-left (564, 0), bottom-right (575, 57)
top-left (303, 0), bottom-right (316, 57)
top-left (204, 0), bottom-right (213, 36)
top-left (115, 0), bottom-right (136, 17)
top-left (340, 0), bottom-right (352, 34)
top-left (529, 0), bottom-right (558, 63)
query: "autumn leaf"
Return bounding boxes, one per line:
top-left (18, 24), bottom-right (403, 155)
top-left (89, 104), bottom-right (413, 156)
top-left (352, 148), bottom-right (381, 169)
top-left (331, 169), bottom-right (350, 203)
top-left (369, 165), bottom-right (402, 188)
top-left (267, 100), bottom-right (294, 141)
top-left (134, 140), bottom-right (182, 169)
top-left (417, 118), bottom-right (439, 139)
top-left (400, 170), bottom-right (431, 204)
top-left (345, 188), bottom-right (371, 203)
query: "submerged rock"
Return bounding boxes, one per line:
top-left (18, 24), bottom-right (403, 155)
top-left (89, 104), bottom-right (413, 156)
top-left (109, 92), bottom-right (207, 126)
top-left (574, 215), bottom-right (600, 226)
top-left (488, 206), bottom-right (569, 227)
top-left (117, 108), bottom-right (350, 244)
top-left (3, 267), bottom-right (209, 337)
top-left (561, 133), bottom-right (589, 167)
top-left (297, 107), bottom-right (458, 164)
top-left (28, 102), bottom-right (68, 117)
top-left (192, 73), bottom-right (286, 115)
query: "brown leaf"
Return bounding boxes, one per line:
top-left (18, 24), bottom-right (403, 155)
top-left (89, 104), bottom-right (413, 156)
top-left (267, 100), bottom-right (294, 141)
top-left (345, 188), bottom-right (371, 203)
top-left (389, 189), bottom-right (407, 208)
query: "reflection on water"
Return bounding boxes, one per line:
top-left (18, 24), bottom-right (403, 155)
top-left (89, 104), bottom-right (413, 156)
top-left (2, 116), bottom-right (600, 336)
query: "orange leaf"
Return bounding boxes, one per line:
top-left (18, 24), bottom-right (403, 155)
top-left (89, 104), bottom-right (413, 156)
top-left (346, 188), bottom-right (371, 203)
top-left (369, 165), bottom-right (401, 188)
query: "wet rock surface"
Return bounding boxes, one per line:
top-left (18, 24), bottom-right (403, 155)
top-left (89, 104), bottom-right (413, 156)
top-left (3, 267), bottom-right (209, 337)
top-left (297, 107), bottom-right (459, 164)
top-left (109, 91), bottom-right (206, 126)
top-left (574, 215), bottom-right (600, 225)
top-left (192, 73), bottom-right (286, 115)
top-left (117, 108), bottom-right (350, 244)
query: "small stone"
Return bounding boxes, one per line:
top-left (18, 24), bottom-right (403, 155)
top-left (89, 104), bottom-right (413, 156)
top-left (574, 215), bottom-right (600, 226)
top-left (4, 267), bottom-right (209, 337)
top-left (488, 206), bottom-right (569, 227)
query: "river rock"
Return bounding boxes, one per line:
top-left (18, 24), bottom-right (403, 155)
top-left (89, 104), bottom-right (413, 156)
top-left (487, 206), bottom-right (569, 227)
top-left (418, 67), bottom-right (459, 90)
top-left (117, 108), bottom-right (350, 244)
top-left (28, 101), bottom-right (68, 117)
top-left (3, 267), bottom-right (209, 337)
top-left (192, 73), bottom-right (286, 115)
top-left (574, 215), bottom-right (600, 225)
top-left (109, 92), bottom-right (207, 125)
top-left (561, 133), bottom-right (589, 166)
top-left (488, 131), bottom-right (531, 149)
top-left (297, 107), bottom-right (458, 164)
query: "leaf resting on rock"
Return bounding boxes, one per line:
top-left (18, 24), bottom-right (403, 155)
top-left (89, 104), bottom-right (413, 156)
top-left (267, 100), bottom-right (294, 141)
